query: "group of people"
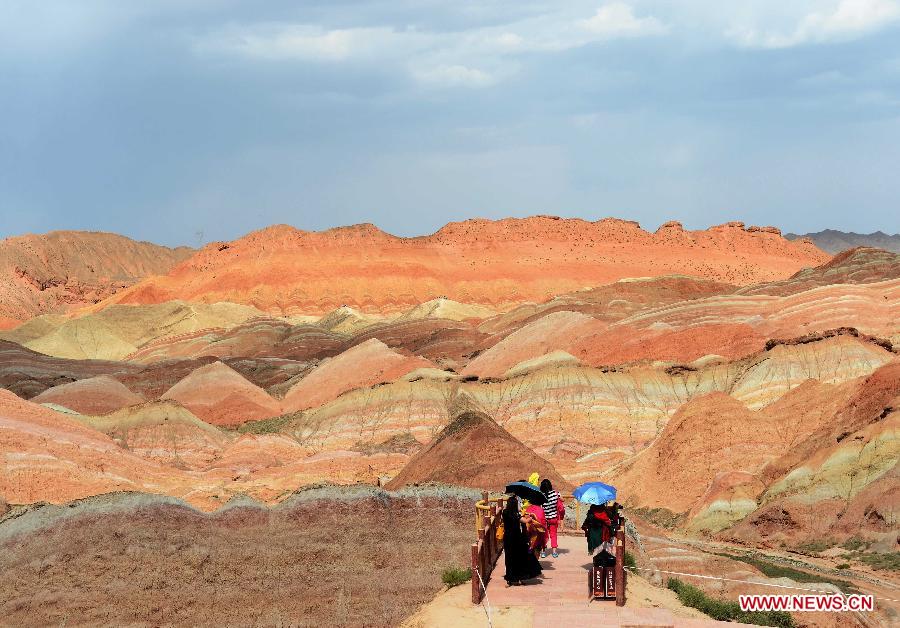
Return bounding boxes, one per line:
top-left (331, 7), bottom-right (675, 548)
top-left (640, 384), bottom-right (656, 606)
top-left (502, 475), bottom-right (624, 587)
top-left (501, 475), bottom-right (564, 586)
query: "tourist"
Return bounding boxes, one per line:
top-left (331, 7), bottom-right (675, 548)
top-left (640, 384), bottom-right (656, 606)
top-left (502, 495), bottom-right (542, 586)
top-left (524, 472), bottom-right (548, 556)
top-left (582, 503), bottom-right (615, 556)
top-left (539, 479), bottom-right (564, 558)
top-left (522, 499), bottom-right (547, 557)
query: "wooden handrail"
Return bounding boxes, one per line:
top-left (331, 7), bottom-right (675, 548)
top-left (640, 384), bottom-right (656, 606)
top-left (471, 492), bottom-right (507, 604)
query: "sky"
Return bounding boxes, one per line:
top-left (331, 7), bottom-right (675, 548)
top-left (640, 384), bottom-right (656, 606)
top-left (1, 0), bottom-right (899, 247)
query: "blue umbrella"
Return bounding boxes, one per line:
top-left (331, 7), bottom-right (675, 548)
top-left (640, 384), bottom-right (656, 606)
top-left (573, 481), bottom-right (617, 505)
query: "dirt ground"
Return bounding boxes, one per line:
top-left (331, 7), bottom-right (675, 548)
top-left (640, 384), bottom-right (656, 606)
top-left (0, 487), bottom-right (477, 627)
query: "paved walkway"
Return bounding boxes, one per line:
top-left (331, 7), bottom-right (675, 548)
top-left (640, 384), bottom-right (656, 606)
top-left (483, 534), bottom-right (749, 628)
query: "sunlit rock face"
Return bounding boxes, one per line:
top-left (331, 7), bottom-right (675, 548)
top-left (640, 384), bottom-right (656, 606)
top-left (30, 375), bottom-right (144, 415)
top-left (270, 334), bottom-right (894, 481)
top-left (0, 389), bottom-right (188, 505)
top-left (281, 339), bottom-right (434, 412)
top-left (81, 401), bottom-right (231, 468)
top-left (98, 218), bottom-right (827, 315)
top-left (461, 279), bottom-right (898, 378)
top-left (0, 231), bottom-right (193, 326)
top-left (160, 361), bottom-right (283, 426)
top-left (1, 301), bottom-right (269, 361)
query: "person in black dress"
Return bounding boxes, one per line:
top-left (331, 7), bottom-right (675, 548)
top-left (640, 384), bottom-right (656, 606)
top-left (502, 495), bottom-right (543, 586)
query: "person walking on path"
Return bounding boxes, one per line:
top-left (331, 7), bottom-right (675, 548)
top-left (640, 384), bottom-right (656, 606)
top-left (539, 479), bottom-right (564, 558)
top-left (582, 503), bottom-right (616, 556)
top-left (522, 499), bottom-right (547, 556)
top-left (502, 495), bottom-right (543, 586)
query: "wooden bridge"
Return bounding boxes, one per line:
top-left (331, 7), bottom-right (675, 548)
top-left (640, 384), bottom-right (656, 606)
top-left (471, 492), bottom-right (626, 606)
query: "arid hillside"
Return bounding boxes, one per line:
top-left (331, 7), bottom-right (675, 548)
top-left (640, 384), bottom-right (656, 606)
top-left (386, 409), bottom-right (570, 492)
top-left (0, 231), bottom-right (193, 327)
top-left (98, 218), bottom-right (828, 315)
top-left (0, 224), bottom-right (895, 578)
top-left (0, 487), bottom-right (476, 627)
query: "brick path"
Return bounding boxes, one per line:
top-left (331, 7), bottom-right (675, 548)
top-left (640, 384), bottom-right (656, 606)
top-left (483, 534), bottom-right (747, 628)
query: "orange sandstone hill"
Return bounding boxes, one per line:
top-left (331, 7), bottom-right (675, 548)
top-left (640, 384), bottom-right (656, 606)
top-left (386, 409), bottom-right (570, 492)
top-left (0, 231), bottom-right (193, 327)
top-left (99, 218), bottom-right (829, 315)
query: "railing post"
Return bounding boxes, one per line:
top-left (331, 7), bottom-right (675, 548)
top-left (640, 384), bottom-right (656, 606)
top-left (615, 527), bottom-right (626, 607)
top-left (483, 510), bottom-right (491, 566)
top-left (471, 542), bottom-right (480, 604)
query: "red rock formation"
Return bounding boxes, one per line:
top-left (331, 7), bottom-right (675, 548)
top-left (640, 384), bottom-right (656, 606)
top-left (0, 389), bottom-right (184, 504)
top-left (99, 217), bottom-right (828, 315)
top-left (0, 231), bottom-right (192, 324)
top-left (160, 362), bottom-right (282, 426)
top-left (30, 375), bottom-right (144, 415)
top-left (84, 401), bottom-right (229, 468)
top-left (738, 247), bottom-right (900, 296)
top-left (282, 339), bottom-right (433, 412)
top-left (385, 410), bottom-right (570, 492)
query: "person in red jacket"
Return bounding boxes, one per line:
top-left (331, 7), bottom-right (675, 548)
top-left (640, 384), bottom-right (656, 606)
top-left (582, 503), bottom-right (615, 556)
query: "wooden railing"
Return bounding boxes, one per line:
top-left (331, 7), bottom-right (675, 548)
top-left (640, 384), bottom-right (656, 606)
top-left (471, 493), bottom-right (627, 607)
top-left (614, 526), bottom-right (626, 606)
top-left (471, 491), bottom-right (507, 604)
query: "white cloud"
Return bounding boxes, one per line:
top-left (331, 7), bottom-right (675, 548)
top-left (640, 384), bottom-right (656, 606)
top-left (729, 0), bottom-right (900, 48)
top-left (198, 25), bottom-right (415, 61)
top-left (411, 64), bottom-right (497, 88)
top-left (579, 2), bottom-right (667, 37)
top-left (195, 3), bottom-right (669, 88)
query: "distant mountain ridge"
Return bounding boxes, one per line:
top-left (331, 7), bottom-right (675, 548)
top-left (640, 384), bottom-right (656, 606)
top-left (0, 231), bottom-right (194, 328)
top-left (92, 217), bottom-right (830, 316)
top-left (785, 229), bottom-right (900, 253)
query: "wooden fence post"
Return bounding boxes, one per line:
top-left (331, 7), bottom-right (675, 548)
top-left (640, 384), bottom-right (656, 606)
top-left (471, 542), bottom-right (480, 604)
top-left (615, 527), bottom-right (626, 607)
top-left (481, 511), bottom-right (497, 568)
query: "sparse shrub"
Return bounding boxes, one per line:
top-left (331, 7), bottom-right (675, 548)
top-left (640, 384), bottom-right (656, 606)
top-left (624, 550), bottom-right (636, 569)
top-left (836, 563), bottom-right (850, 570)
top-left (235, 413), bottom-right (300, 434)
top-left (666, 578), bottom-right (794, 627)
top-left (796, 540), bottom-right (834, 555)
top-left (841, 537), bottom-right (869, 551)
top-left (441, 566), bottom-right (471, 588)
top-left (629, 507), bottom-right (686, 529)
top-left (855, 552), bottom-right (900, 572)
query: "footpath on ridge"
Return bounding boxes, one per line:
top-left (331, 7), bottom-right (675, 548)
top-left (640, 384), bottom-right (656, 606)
top-left (404, 534), bottom-right (756, 628)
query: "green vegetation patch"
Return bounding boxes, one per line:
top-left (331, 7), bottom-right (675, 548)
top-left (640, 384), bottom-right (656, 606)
top-left (795, 540), bottom-right (835, 555)
top-left (441, 566), bottom-right (472, 588)
top-left (667, 578), bottom-right (794, 627)
top-left (629, 506), bottom-right (687, 529)
top-left (840, 537), bottom-right (870, 551)
top-left (713, 552), bottom-right (858, 594)
top-left (854, 552), bottom-right (900, 572)
top-left (235, 412), bottom-right (302, 435)
top-left (624, 550), bottom-right (637, 569)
